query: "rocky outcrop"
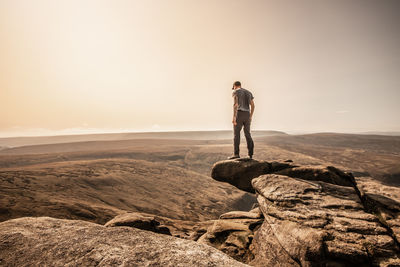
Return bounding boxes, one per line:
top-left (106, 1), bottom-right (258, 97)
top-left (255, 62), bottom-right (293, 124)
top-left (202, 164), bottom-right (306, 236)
top-left (219, 209), bottom-right (263, 220)
top-left (356, 177), bottom-right (400, 250)
top-left (0, 216), bottom-right (248, 266)
top-left (211, 159), bottom-right (357, 193)
top-left (275, 165), bottom-right (356, 187)
top-left (210, 159), bottom-right (400, 266)
top-left (251, 174), bottom-right (400, 266)
top-left (105, 211), bottom-right (213, 239)
top-left (198, 211), bottom-right (263, 263)
top-left (104, 210), bottom-right (265, 264)
top-left (211, 158), bottom-right (293, 193)
top-left (2, 158), bottom-right (399, 266)
top-left (105, 212), bottom-right (173, 235)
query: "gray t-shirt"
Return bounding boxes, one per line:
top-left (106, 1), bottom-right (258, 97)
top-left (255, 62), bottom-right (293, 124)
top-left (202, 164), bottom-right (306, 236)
top-left (232, 88), bottom-right (254, 112)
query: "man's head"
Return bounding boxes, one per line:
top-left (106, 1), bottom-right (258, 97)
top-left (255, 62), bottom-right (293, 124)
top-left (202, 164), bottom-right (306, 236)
top-left (232, 81), bottom-right (241, 90)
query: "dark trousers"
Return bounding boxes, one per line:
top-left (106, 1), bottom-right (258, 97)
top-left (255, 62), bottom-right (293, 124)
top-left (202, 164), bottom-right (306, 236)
top-left (234, 110), bottom-right (254, 156)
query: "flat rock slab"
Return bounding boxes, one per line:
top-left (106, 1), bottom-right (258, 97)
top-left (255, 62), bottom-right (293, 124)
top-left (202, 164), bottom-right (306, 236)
top-left (0, 217), bottom-right (248, 267)
top-left (211, 159), bottom-right (293, 193)
top-left (219, 210), bottom-right (263, 220)
top-left (276, 165), bottom-right (356, 187)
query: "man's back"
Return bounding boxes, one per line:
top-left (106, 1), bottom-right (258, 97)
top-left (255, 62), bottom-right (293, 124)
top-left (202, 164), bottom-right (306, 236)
top-left (232, 88), bottom-right (254, 112)
top-left (229, 81), bottom-right (255, 159)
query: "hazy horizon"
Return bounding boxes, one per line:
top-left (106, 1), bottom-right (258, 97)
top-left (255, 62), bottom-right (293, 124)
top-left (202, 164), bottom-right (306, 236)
top-left (1, 0), bottom-right (399, 137)
top-left (1, 127), bottom-right (400, 139)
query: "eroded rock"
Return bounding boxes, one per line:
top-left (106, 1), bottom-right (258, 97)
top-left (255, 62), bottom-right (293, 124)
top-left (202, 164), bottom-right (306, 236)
top-left (276, 165), bottom-right (356, 187)
top-left (219, 210), bottom-right (263, 220)
top-left (211, 159), bottom-right (357, 194)
top-left (251, 174), bottom-right (400, 266)
top-left (356, 177), bottom-right (400, 249)
top-left (211, 158), bottom-right (294, 193)
top-left (105, 212), bottom-right (172, 236)
top-left (0, 217), bottom-right (248, 267)
top-left (105, 211), bottom-right (219, 241)
top-left (209, 159), bottom-right (400, 266)
top-left (198, 217), bottom-right (263, 264)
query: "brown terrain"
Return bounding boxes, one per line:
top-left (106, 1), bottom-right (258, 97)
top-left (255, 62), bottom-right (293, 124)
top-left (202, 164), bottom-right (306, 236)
top-left (0, 130), bottom-right (399, 266)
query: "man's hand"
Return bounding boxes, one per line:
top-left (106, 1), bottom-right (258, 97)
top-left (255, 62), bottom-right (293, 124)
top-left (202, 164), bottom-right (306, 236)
top-left (232, 119), bottom-right (237, 126)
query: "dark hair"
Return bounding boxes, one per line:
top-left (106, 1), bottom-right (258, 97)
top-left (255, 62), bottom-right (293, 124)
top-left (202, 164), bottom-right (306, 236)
top-left (233, 81), bottom-right (241, 87)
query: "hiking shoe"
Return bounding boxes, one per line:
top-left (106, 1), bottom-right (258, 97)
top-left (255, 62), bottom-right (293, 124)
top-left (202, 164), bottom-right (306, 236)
top-left (228, 155), bottom-right (240, 160)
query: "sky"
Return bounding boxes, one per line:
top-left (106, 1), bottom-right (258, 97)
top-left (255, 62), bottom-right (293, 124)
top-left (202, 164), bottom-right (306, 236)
top-left (0, 0), bottom-right (399, 137)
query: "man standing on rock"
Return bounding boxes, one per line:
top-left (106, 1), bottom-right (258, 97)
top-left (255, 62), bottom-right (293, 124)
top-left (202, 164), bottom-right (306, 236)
top-left (229, 81), bottom-right (255, 159)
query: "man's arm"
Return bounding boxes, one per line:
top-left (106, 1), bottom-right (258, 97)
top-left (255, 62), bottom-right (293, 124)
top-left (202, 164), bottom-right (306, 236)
top-left (232, 95), bottom-right (238, 125)
top-left (250, 99), bottom-right (255, 120)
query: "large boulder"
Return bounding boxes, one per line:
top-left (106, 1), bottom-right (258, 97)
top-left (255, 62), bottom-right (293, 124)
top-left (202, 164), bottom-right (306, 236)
top-left (211, 158), bottom-right (358, 193)
top-left (250, 174), bottom-right (400, 266)
top-left (105, 210), bottom-right (265, 264)
top-left (209, 159), bottom-right (400, 266)
top-left (0, 217), bottom-right (248, 266)
top-left (211, 158), bottom-right (294, 193)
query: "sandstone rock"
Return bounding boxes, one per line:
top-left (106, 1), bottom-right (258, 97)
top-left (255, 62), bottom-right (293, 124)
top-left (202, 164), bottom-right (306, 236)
top-left (249, 206), bottom-right (262, 215)
top-left (209, 159), bottom-right (400, 266)
top-left (219, 210), bottom-right (263, 220)
top-left (187, 220), bottom-right (216, 241)
top-left (105, 212), bottom-right (174, 235)
top-left (105, 212), bottom-right (172, 235)
top-left (250, 202), bottom-right (260, 210)
top-left (0, 216), bottom-right (248, 266)
top-left (106, 211), bottom-right (219, 240)
top-left (251, 174), bottom-right (400, 266)
top-left (211, 159), bottom-right (357, 194)
top-left (198, 218), bottom-right (263, 264)
top-left (210, 158), bottom-right (294, 193)
top-left (276, 165), bottom-right (356, 187)
top-left (356, 177), bottom-right (400, 248)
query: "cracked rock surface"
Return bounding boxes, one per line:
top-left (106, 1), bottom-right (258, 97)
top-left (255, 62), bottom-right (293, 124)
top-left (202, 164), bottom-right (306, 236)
top-left (251, 174), bottom-right (399, 266)
top-left (211, 159), bottom-right (400, 266)
top-left (0, 216), bottom-right (248, 267)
